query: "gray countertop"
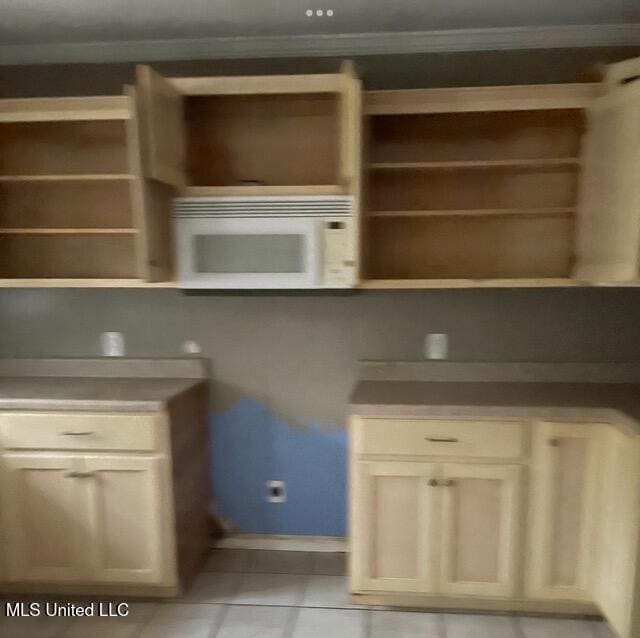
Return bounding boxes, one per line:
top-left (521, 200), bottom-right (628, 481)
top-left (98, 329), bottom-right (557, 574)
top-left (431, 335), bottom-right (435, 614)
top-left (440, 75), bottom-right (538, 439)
top-left (350, 363), bottom-right (640, 437)
top-left (0, 358), bottom-right (209, 412)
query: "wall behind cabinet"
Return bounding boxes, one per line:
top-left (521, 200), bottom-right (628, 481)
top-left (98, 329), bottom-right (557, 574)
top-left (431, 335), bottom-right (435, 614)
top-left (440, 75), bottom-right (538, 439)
top-left (1, 47), bottom-right (640, 535)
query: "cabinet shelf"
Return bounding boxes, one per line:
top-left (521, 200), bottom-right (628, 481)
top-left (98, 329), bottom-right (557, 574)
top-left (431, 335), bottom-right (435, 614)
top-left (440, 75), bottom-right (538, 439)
top-left (0, 174), bottom-right (134, 182)
top-left (368, 158), bottom-right (580, 171)
top-left (369, 208), bottom-right (575, 219)
top-left (0, 228), bottom-right (137, 235)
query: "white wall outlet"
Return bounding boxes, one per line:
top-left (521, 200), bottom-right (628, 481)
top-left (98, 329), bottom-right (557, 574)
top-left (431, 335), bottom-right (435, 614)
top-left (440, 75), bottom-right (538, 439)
top-left (266, 480), bottom-right (286, 504)
top-left (424, 333), bottom-right (448, 360)
top-left (181, 340), bottom-right (202, 355)
top-left (100, 332), bottom-right (125, 357)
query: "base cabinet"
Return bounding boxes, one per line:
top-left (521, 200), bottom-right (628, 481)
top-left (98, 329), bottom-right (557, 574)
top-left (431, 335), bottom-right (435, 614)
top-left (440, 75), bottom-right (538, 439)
top-left (351, 458), bottom-right (522, 598)
top-left (2, 454), bottom-right (89, 583)
top-left (527, 422), bottom-right (601, 601)
top-left (85, 455), bottom-right (168, 585)
top-left (439, 463), bottom-right (522, 598)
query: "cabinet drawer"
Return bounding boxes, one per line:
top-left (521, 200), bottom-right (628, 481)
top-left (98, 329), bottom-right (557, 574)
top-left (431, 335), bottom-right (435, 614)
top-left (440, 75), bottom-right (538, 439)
top-left (0, 412), bottom-right (160, 452)
top-left (357, 418), bottom-right (525, 459)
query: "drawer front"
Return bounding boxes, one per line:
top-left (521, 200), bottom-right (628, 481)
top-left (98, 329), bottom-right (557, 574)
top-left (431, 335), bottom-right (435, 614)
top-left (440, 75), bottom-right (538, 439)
top-left (0, 412), bottom-right (160, 452)
top-left (358, 418), bottom-right (525, 459)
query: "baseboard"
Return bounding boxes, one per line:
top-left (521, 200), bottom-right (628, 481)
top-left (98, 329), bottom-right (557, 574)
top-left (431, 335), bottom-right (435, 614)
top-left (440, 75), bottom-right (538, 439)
top-left (214, 534), bottom-right (348, 553)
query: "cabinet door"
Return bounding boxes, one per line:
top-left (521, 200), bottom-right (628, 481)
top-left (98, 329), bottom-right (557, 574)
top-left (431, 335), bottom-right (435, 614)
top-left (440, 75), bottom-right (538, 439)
top-left (351, 461), bottom-right (439, 593)
top-left (439, 464), bottom-right (522, 598)
top-left (85, 455), bottom-right (171, 585)
top-left (527, 423), bottom-right (602, 600)
top-left (2, 454), bottom-right (89, 582)
top-left (136, 65), bottom-right (186, 189)
top-left (575, 55), bottom-right (640, 281)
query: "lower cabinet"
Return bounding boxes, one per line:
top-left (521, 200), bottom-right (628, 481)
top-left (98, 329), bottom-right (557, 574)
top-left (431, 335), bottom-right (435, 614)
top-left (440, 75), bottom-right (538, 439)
top-left (527, 422), bottom-right (602, 601)
top-left (2, 452), bottom-right (171, 586)
top-left (351, 459), bottom-right (522, 598)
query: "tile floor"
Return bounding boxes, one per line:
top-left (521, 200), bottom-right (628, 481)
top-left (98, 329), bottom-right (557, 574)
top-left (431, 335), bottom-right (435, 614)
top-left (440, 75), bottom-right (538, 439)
top-left (0, 549), bottom-right (616, 637)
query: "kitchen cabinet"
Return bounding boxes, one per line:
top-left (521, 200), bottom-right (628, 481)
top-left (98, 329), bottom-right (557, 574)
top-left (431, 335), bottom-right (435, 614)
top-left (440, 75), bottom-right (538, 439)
top-left (439, 463), bottom-right (521, 598)
top-left (351, 461), bottom-right (438, 593)
top-left (0, 94), bottom-right (174, 286)
top-left (350, 417), bottom-right (525, 600)
top-left (84, 455), bottom-right (167, 585)
top-left (2, 453), bottom-right (88, 583)
top-left (0, 380), bottom-right (209, 597)
top-left (527, 422), bottom-right (602, 601)
top-left (361, 54), bottom-right (640, 288)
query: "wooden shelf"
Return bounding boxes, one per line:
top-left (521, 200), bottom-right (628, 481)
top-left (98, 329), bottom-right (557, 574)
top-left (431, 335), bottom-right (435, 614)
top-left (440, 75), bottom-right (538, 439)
top-left (0, 279), bottom-right (176, 288)
top-left (359, 278), bottom-right (585, 289)
top-left (182, 184), bottom-right (346, 197)
top-left (369, 208), bottom-right (576, 219)
top-left (0, 174), bottom-right (134, 182)
top-left (368, 158), bottom-right (580, 171)
top-left (0, 228), bottom-right (137, 235)
top-left (0, 97), bottom-right (132, 123)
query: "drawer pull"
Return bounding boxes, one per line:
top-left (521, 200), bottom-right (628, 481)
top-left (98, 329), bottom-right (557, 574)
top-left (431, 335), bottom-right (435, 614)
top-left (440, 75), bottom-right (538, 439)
top-left (425, 437), bottom-right (459, 443)
top-left (428, 479), bottom-right (439, 487)
top-left (549, 438), bottom-right (560, 447)
top-left (60, 431), bottom-right (94, 437)
top-left (441, 479), bottom-right (456, 488)
top-left (64, 471), bottom-right (94, 479)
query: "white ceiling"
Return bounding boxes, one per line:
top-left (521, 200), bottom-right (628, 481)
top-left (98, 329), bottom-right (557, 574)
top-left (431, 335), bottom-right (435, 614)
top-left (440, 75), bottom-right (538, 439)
top-left (2, 0), bottom-right (640, 45)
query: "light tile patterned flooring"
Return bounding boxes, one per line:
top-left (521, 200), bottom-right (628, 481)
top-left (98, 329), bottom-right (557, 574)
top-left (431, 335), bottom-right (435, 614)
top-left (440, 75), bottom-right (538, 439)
top-left (0, 549), bottom-right (616, 637)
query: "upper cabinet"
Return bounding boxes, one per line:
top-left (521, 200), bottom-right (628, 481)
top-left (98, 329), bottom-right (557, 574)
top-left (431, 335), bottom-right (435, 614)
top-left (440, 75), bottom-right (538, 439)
top-left (135, 62), bottom-right (362, 200)
top-left (0, 92), bottom-right (173, 286)
top-left (361, 54), bottom-right (640, 288)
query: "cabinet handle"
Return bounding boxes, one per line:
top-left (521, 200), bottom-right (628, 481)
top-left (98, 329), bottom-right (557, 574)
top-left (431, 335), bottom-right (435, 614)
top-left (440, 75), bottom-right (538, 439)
top-left (60, 431), bottom-right (94, 436)
top-left (425, 437), bottom-right (459, 443)
top-left (441, 479), bottom-right (456, 487)
top-left (549, 438), bottom-right (560, 447)
top-left (64, 471), bottom-right (94, 479)
top-left (428, 479), bottom-right (439, 487)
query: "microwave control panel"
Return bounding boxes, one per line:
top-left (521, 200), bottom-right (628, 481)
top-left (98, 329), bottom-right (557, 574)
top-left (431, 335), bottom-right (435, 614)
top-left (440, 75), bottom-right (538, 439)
top-left (323, 219), bottom-right (355, 287)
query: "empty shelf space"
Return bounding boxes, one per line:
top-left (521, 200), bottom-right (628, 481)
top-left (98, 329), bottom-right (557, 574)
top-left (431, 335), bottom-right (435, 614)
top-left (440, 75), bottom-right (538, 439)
top-left (0, 120), bottom-right (129, 175)
top-left (0, 228), bottom-right (136, 235)
top-left (369, 208), bottom-right (575, 219)
top-left (184, 93), bottom-right (340, 188)
top-left (0, 234), bottom-right (138, 279)
top-left (368, 158), bottom-right (580, 171)
top-left (0, 174), bottom-right (134, 182)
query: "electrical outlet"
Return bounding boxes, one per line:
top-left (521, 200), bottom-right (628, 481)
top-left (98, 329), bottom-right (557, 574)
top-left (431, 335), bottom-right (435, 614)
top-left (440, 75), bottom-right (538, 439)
top-left (266, 480), bottom-right (286, 504)
top-left (424, 333), bottom-right (448, 360)
top-left (100, 332), bottom-right (125, 357)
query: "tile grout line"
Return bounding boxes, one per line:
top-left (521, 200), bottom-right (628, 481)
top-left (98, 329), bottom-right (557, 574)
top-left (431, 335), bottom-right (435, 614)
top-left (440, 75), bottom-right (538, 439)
top-left (363, 608), bottom-right (373, 638)
top-left (511, 614), bottom-right (527, 638)
top-left (283, 605), bottom-right (302, 638)
top-left (438, 612), bottom-right (447, 638)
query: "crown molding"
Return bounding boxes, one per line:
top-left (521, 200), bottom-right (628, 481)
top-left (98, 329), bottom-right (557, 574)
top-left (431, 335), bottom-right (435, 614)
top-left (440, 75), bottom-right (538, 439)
top-left (1, 24), bottom-right (640, 66)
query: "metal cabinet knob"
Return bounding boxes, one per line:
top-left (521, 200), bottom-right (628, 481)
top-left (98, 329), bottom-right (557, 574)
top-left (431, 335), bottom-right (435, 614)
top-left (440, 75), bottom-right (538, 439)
top-left (549, 438), bottom-right (560, 447)
top-left (441, 479), bottom-right (456, 488)
top-left (428, 479), bottom-right (439, 487)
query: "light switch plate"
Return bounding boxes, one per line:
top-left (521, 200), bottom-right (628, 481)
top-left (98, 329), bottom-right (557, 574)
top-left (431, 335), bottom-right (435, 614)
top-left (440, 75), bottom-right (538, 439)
top-left (424, 333), bottom-right (448, 360)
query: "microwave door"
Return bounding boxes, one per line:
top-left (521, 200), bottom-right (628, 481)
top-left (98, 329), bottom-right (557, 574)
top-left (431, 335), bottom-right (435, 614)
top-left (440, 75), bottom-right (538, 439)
top-left (176, 217), bottom-right (321, 289)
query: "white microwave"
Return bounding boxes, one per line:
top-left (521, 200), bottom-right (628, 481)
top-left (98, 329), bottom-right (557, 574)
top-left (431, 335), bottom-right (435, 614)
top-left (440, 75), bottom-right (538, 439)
top-left (173, 196), bottom-right (355, 289)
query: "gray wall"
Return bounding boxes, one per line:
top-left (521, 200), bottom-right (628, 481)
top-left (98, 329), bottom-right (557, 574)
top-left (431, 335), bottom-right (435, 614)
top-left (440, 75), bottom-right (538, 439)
top-left (2, 49), bottom-right (640, 426)
top-left (1, 288), bottom-right (640, 424)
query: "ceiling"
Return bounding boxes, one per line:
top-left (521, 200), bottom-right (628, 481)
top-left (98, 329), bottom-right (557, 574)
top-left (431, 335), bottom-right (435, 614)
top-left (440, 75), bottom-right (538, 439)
top-left (2, 0), bottom-right (640, 45)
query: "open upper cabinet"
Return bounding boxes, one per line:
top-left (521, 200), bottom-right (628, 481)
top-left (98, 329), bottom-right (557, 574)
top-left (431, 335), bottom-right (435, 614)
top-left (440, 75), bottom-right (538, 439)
top-left (135, 62), bottom-right (362, 200)
top-left (361, 55), bottom-right (640, 288)
top-left (0, 92), bottom-right (173, 286)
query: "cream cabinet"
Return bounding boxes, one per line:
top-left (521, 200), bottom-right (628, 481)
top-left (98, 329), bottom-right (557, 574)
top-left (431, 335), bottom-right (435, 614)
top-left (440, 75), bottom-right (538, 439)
top-left (527, 422), bottom-right (602, 601)
top-left (2, 453), bottom-right (89, 583)
top-left (351, 461), bottom-right (439, 593)
top-left (350, 417), bottom-right (525, 600)
top-left (0, 389), bottom-right (210, 597)
top-left (439, 463), bottom-right (522, 598)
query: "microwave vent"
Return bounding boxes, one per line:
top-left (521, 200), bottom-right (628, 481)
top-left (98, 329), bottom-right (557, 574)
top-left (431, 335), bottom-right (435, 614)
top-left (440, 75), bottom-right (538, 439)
top-left (174, 195), bottom-right (353, 218)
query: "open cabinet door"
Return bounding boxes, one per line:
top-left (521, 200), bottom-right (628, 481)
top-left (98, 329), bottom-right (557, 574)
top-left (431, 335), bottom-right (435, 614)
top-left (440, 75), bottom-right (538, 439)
top-left (575, 56), bottom-right (640, 282)
top-left (136, 65), bottom-right (186, 190)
